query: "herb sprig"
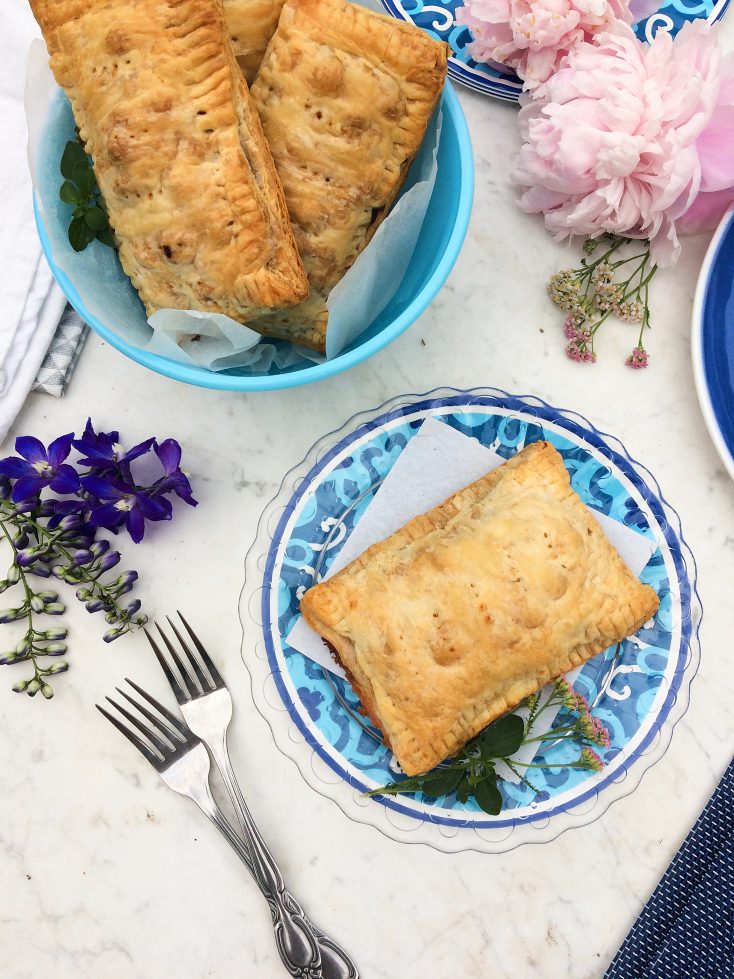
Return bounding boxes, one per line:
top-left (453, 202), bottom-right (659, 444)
top-left (547, 235), bottom-right (658, 369)
top-left (59, 140), bottom-right (115, 252)
top-left (368, 679), bottom-right (610, 814)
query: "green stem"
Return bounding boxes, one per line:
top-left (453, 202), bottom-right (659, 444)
top-left (0, 516), bottom-right (43, 685)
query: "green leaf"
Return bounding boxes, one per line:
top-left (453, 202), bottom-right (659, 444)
top-left (478, 713), bottom-right (525, 758)
top-left (71, 161), bottom-right (96, 199)
top-left (84, 206), bottom-right (108, 231)
top-left (473, 777), bottom-right (503, 815)
top-left (96, 224), bottom-right (116, 249)
top-left (456, 781), bottom-right (470, 804)
top-left (60, 139), bottom-right (88, 180)
top-left (68, 216), bottom-right (95, 252)
top-left (59, 180), bottom-right (83, 205)
top-left (418, 767), bottom-right (464, 798)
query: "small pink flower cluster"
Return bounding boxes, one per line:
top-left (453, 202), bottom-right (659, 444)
top-left (564, 316), bottom-right (596, 363)
top-left (625, 346), bottom-right (649, 369)
top-left (578, 747), bottom-right (605, 772)
top-left (555, 677), bottom-right (611, 749)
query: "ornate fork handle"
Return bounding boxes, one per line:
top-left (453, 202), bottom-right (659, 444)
top-left (212, 740), bottom-right (359, 979)
top-left (186, 771), bottom-right (323, 978)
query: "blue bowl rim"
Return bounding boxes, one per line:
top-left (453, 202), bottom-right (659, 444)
top-left (34, 82), bottom-right (474, 392)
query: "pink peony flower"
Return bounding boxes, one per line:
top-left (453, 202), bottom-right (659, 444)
top-left (455, 0), bottom-right (637, 90)
top-left (515, 22), bottom-right (733, 266)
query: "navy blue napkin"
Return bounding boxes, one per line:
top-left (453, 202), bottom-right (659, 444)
top-left (605, 757), bottom-right (734, 979)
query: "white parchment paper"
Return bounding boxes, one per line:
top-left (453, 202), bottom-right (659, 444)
top-left (287, 417), bottom-right (657, 780)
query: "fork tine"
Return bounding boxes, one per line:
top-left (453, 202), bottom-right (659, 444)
top-left (105, 694), bottom-right (171, 756)
top-left (177, 611), bottom-right (224, 688)
top-left (96, 702), bottom-right (161, 766)
top-left (116, 686), bottom-right (185, 744)
top-left (166, 615), bottom-right (212, 692)
top-left (144, 628), bottom-right (187, 705)
top-left (155, 623), bottom-right (199, 700)
top-left (124, 678), bottom-right (190, 740)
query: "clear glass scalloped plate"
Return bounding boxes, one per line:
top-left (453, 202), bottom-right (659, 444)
top-left (239, 388), bottom-right (700, 853)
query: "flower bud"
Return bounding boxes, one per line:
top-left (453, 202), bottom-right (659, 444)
top-left (46, 661), bottom-right (68, 675)
top-left (104, 626), bottom-right (124, 642)
top-left (73, 549), bottom-right (94, 566)
top-left (91, 540), bottom-right (110, 558)
top-left (44, 643), bottom-right (67, 656)
top-left (0, 652), bottom-right (17, 665)
top-left (76, 587), bottom-right (92, 601)
top-left (59, 514), bottom-right (83, 531)
top-left (127, 599), bottom-right (142, 616)
top-left (12, 678), bottom-right (29, 692)
top-left (86, 599), bottom-right (104, 613)
top-left (6, 564), bottom-right (20, 584)
top-left (15, 638), bottom-right (30, 655)
top-left (29, 563), bottom-right (51, 578)
top-left (41, 683), bottom-right (54, 699)
top-left (100, 551), bottom-right (121, 572)
top-left (16, 549), bottom-right (38, 567)
top-left (26, 678), bottom-right (41, 696)
top-left (12, 532), bottom-right (29, 549)
top-left (0, 607), bottom-right (22, 623)
top-left (29, 595), bottom-right (45, 613)
top-left (37, 591), bottom-right (59, 603)
top-left (44, 602), bottom-right (66, 615)
top-left (36, 500), bottom-right (55, 518)
top-left (41, 626), bottom-right (67, 640)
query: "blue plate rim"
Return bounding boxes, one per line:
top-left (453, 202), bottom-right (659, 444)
top-left (378, 0), bottom-right (732, 101)
top-left (34, 83), bottom-right (474, 392)
top-left (692, 205), bottom-right (734, 481)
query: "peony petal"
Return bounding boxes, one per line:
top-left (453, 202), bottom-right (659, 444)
top-left (677, 189), bottom-right (734, 235)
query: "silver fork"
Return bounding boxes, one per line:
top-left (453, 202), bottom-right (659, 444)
top-left (145, 615), bottom-right (358, 979)
top-left (97, 679), bottom-right (355, 979)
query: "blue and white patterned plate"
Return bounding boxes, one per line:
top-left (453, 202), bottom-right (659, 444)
top-left (377, 0), bottom-right (731, 101)
top-left (240, 389), bottom-right (700, 852)
top-left (692, 206), bottom-right (734, 482)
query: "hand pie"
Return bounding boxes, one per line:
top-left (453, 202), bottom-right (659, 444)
top-left (249, 0), bottom-right (449, 352)
top-left (223, 0), bottom-right (286, 83)
top-left (30, 0), bottom-right (309, 330)
top-left (300, 441), bottom-right (660, 776)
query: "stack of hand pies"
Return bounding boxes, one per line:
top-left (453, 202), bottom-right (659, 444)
top-left (31, 0), bottom-right (449, 353)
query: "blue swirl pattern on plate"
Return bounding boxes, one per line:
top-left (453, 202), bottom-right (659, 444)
top-left (377, 0), bottom-right (729, 101)
top-left (262, 395), bottom-right (690, 829)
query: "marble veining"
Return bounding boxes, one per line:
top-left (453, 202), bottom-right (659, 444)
top-left (2, 19), bottom-right (734, 977)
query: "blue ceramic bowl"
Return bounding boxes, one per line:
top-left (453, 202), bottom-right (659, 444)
top-left (34, 84), bottom-right (473, 391)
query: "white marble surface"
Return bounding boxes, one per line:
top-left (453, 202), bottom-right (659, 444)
top-left (3, 23), bottom-right (734, 978)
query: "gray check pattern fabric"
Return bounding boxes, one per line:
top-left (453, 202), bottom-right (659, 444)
top-left (31, 304), bottom-right (88, 397)
top-left (605, 756), bottom-right (734, 979)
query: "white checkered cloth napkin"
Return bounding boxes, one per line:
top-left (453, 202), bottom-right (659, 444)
top-left (1, 2), bottom-right (87, 444)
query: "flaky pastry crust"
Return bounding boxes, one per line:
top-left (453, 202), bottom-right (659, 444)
top-left (30, 0), bottom-right (309, 329)
top-left (301, 441), bottom-right (660, 776)
top-left (223, 0), bottom-right (286, 83)
top-left (249, 0), bottom-right (448, 352)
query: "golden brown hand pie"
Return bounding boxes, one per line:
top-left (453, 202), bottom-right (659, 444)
top-left (224, 0), bottom-right (286, 83)
top-left (249, 0), bottom-right (449, 352)
top-left (30, 0), bottom-right (309, 329)
top-left (300, 441), bottom-right (660, 776)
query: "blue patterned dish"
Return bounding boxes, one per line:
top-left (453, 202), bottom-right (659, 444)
top-left (693, 207), bottom-right (734, 481)
top-left (377, 0), bottom-right (731, 101)
top-left (240, 388), bottom-right (700, 852)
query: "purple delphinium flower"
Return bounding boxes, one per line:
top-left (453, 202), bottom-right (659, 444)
top-left (72, 418), bottom-right (154, 477)
top-left (81, 475), bottom-right (172, 543)
top-left (0, 435), bottom-right (79, 502)
top-left (153, 439), bottom-right (197, 506)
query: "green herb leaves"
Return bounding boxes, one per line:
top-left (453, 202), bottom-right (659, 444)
top-left (59, 140), bottom-right (116, 252)
top-left (367, 678), bottom-right (613, 815)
